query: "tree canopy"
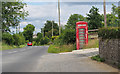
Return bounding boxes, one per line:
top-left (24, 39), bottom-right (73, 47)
top-left (2, 2), bottom-right (28, 32)
top-left (66, 14), bottom-right (85, 29)
top-left (23, 24), bottom-right (35, 41)
top-left (87, 6), bottom-right (102, 29)
top-left (42, 20), bottom-right (59, 38)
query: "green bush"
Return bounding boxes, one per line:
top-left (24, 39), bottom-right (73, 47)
top-left (54, 29), bottom-right (76, 45)
top-left (91, 55), bottom-right (105, 62)
top-left (36, 33), bottom-right (43, 44)
top-left (32, 41), bottom-right (36, 46)
top-left (98, 27), bottom-right (120, 39)
top-left (13, 33), bottom-right (25, 46)
top-left (26, 40), bottom-right (29, 43)
top-left (2, 32), bottom-right (15, 45)
top-left (51, 36), bottom-right (59, 42)
top-left (40, 36), bottom-right (50, 45)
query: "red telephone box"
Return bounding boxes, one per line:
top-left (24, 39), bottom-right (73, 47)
top-left (76, 21), bottom-right (88, 50)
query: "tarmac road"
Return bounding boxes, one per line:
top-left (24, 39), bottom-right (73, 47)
top-left (2, 46), bottom-right (119, 72)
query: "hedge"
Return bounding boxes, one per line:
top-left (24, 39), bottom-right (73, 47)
top-left (98, 27), bottom-right (120, 39)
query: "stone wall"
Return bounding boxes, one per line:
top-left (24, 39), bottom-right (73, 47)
top-left (99, 39), bottom-right (120, 65)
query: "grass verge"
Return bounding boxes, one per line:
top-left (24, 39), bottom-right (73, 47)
top-left (91, 55), bottom-right (105, 62)
top-left (48, 44), bottom-right (75, 53)
top-left (83, 38), bottom-right (99, 49)
top-left (1, 42), bottom-right (26, 50)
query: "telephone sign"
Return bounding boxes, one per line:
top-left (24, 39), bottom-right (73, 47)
top-left (76, 21), bottom-right (88, 50)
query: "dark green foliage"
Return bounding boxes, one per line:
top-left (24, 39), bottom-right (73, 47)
top-left (98, 27), bottom-right (120, 39)
top-left (54, 29), bottom-right (76, 45)
top-left (43, 20), bottom-right (59, 38)
top-left (87, 6), bottom-right (102, 29)
top-left (91, 55), bottom-right (105, 62)
top-left (13, 33), bottom-right (25, 46)
top-left (106, 14), bottom-right (118, 27)
top-left (51, 36), bottom-right (59, 42)
top-left (23, 24), bottom-right (35, 41)
top-left (61, 29), bottom-right (76, 44)
top-left (40, 37), bottom-right (50, 45)
top-left (66, 14), bottom-right (85, 29)
top-left (2, 32), bottom-right (14, 45)
top-left (36, 33), bottom-right (43, 44)
top-left (2, 2), bottom-right (28, 32)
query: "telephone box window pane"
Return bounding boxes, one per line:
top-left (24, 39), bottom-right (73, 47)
top-left (80, 43), bottom-right (84, 44)
top-left (80, 40), bottom-right (85, 41)
top-left (79, 37), bottom-right (85, 39)
top-left (79, 32), bottom-right (85, 33)
top-left (79, 29), bottom-right (85, 30)
top-left (79, 34), bottom-right (84, 36)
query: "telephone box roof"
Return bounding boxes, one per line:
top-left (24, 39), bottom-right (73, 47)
top-left (76, 21), bottom-right (87, 24)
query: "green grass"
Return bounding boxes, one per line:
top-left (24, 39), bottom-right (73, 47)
top-left (83, 38), bottom-right (99, 49)
top-left (91, 55), bottom-right (105, 62)
top-left (1, 42), bottom-right (26, 50)
top-left (48, 44), bottom-right (75, 53)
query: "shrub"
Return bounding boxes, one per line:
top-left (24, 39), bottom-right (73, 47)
top-left (26, 40), bottom-right (29, 43)
top-left (13, 33), bottom-right (25, 46)
top-left (91, 55), bottom-right (105, 62)
top-left (54, 29), bottom-right (76, 45)
top-left (32, 41), bottom-right (36, 46)
top-left (98, 27), bottom-right (120, 39)
top-left (51, 36), bottom-right (59, 42)
top-left (53, 37), bottom-right (64, 45)
top-left (2, 32), bottom-right (14, 45)
top-left (40, 36), bottom-right (50, 45)
top-left (36, 33), bottom-right (43, 44)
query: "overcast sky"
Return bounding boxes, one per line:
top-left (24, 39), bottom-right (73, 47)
top-left (10, 0), bottom-right (119, 34)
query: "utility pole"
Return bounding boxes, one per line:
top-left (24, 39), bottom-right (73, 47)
top-left (16, 26), bottom-right (17, 34)
top-left (19, 24), bottom-right (20, 33)
top-left (58, 0), bottom-right (61, 35)
top-left (52, 21), bottom-right (53, 37)
top-left (104, 0), bottom-right (107, 27)
top-left (43, 28), bottom-right (44, 38)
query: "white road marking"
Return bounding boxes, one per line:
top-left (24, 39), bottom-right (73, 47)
top-left (8, 51), bottom-right (18, 54)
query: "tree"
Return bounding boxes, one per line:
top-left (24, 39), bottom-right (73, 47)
top-left (45, 29), bottom-right (59, 38)
top-left (2, 32), bottom-right (15, 45)
top-left (111, 4), bottom-right (119, 27)
top-left (2, 2), bottom-right (28, 32)
top-left (13, 33), bottom-right (25, 46)
top-left (23, 24), bottom-right (35, 41)
top-left (119, 6), bottom-right (120, 27)
top-left (102, 4), bottom-right (119, 27)
top-left (87, 6), bottom-right (102, 29)
top-left (66, 14), bottom-right (85, 29)
top-left (43, 20), bottom-right (59, 38)
top-left (36, 32), bottom-right (43, 44)
top-left (106, 14), bottom-right (118, 27)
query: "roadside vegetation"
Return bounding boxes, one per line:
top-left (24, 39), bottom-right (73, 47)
top-left (48, 4), bottom-right (119, 53)
top-left (91, 55), bottom-right (105, 62)
top-left (48, 44), bottom-right (75, 53)
top-left (1, 1), bottom-right (119, 52)
top-left (83, 33), bottom-right (99, 49)
top-left (91, 4), bottom-right (120, 68)
top-left (1, 42), bottom-right (26, 50)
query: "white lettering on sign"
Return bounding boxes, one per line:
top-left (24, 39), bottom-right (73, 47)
top-left (78, 24), bottom-right (86, 26)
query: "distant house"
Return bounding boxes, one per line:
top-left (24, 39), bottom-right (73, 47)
top-left (33, 34), bottom-right (37, 38)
